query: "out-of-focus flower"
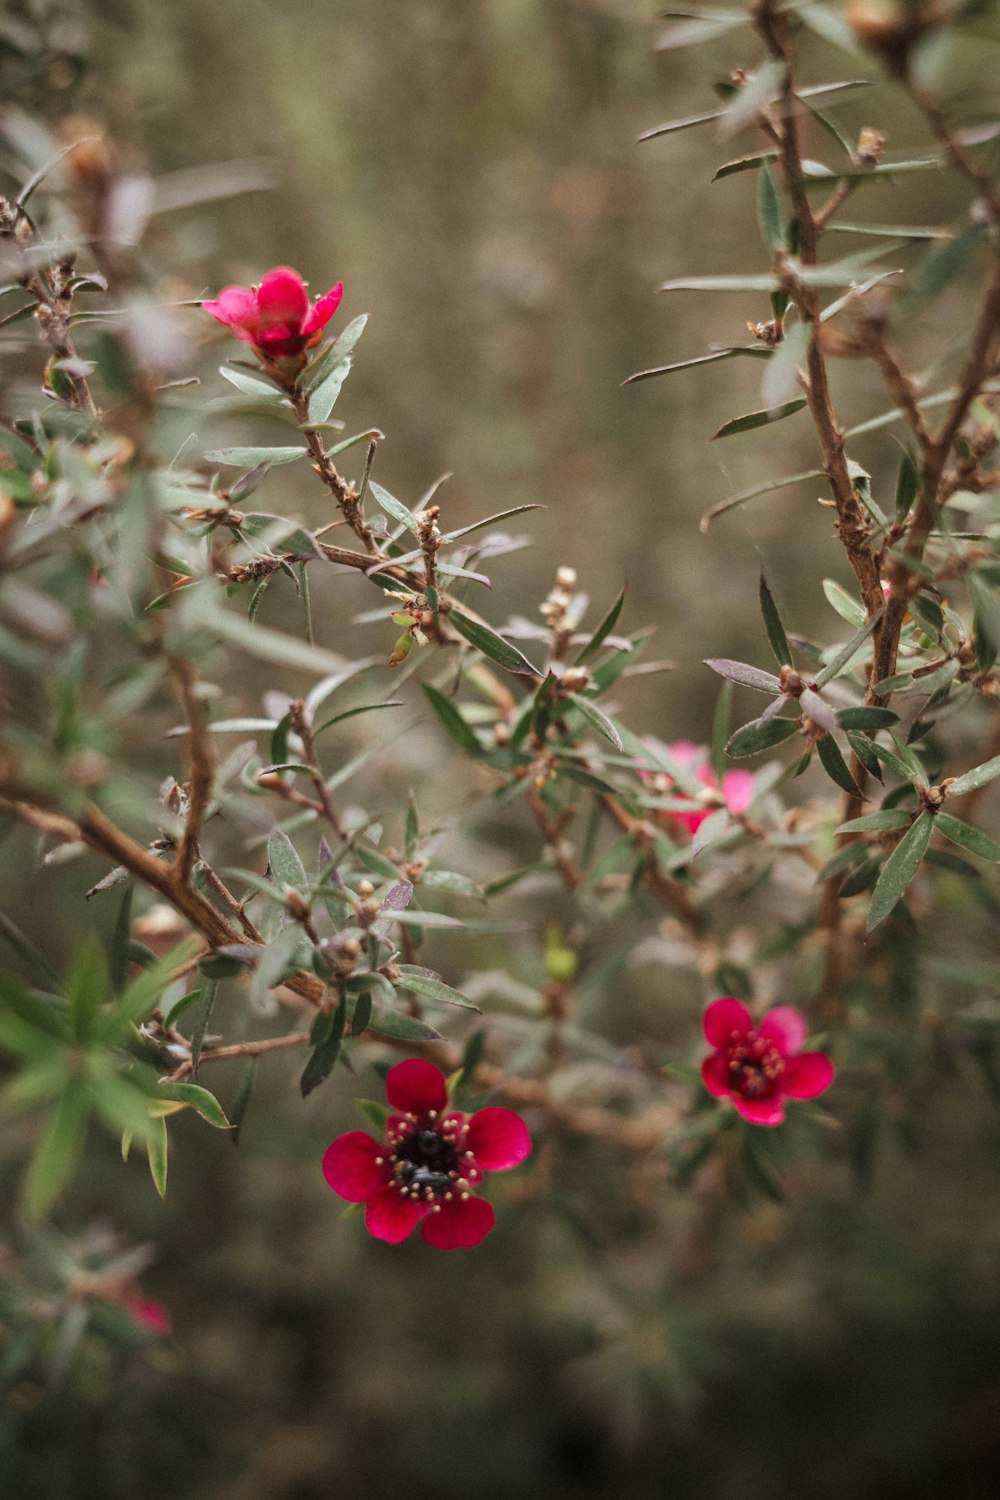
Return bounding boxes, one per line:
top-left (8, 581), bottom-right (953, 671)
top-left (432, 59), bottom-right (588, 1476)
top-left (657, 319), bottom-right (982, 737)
top-left (658, 740), bottom-right (754, 835)
top-left (121, 1290), bottom-right (172, 1337)
top-left (203, 265), bottom-right (342, 362)
top-left (322, 1059), bottom-right (531, 1249)
top-left (700, 997), bottom-right (834, 1126)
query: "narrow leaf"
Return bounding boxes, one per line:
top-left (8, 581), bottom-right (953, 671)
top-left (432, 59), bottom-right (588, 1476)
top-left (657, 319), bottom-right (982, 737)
top-left (866, 812), bottom-right (932, 933)
top-left (758, 573), bottom-right (792, 667)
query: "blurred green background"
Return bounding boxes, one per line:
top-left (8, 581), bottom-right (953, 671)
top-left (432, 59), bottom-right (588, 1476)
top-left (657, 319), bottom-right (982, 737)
top-left (5, 1), bottom-right (1000, 1496)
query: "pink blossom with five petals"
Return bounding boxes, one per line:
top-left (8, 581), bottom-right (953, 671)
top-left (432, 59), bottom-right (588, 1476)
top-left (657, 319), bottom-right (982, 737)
top-left (700, 997), bottom-right (834, 1126)
top-left (322, 1059), bottom-right (531, 1249)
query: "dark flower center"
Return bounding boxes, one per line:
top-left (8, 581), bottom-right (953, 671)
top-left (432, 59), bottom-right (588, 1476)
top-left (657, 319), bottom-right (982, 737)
top-left (727, 1033), bottom-right (785, 1098)
top-left (394, 1128), bottom-right (459, 1196)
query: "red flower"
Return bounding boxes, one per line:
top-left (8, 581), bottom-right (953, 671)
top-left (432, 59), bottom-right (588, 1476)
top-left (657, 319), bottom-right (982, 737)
top-left (700, 997), bottom-right (834, 1126)
top-left (322, 1059), bottom-right (531, 1249)
top-left (203, 265), bottom-right (343, 361)
top-left (663, 740), bottom-right (754, 836)
top-left (122, 1292), bottom-right (171, 1337)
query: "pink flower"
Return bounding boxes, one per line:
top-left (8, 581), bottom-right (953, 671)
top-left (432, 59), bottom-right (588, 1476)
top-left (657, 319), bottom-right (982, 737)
top-left (700, 997), bottom-right (834, 1126)
top-left (122, 1293), bottom-right (171, 1337)
top-left (203, 265), bottom-right (343, 361)
top-left (661, 741), bottom-right (754, 836)
top-left (323, 1059), bottom-right (531, 1250)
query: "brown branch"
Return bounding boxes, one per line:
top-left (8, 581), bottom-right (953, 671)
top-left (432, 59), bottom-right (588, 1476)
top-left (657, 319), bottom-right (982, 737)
top-left (288, 698), bottom-right (347, 838)
top-left (170, 656), bottom-right (215, 880)
top-left (291, 391), bottom-right (381, 554)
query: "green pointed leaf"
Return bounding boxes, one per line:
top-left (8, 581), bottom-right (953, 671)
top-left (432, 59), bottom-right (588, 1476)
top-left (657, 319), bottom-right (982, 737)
top-left (155, 1081), bottom-right (230, 1129)
top-left (23, 1077), bottom-right (89, 1219)
top-left (190, 978), bottom-right (219, 1078)
top-left (147, 1115), bottom-right (168, 1200)
top-left (448, 609), bottom-right (540, 676)
top-left (836, 707), bottom-right (899, 731)
top-left (422, 682), bottom-right (482, 753)
top-left (813, 608), bottom-right (883, 688)
top-left (204, 446), bottom-right (307, 467)
top-left (726, 716), bottom-right (799, 758)
top-left (0, 911), bottom-right (65, 992)
top-left (575, 584), bottom-right (627, 664)
top-left (701, 468), bottom-right (825, 530)
top-left (66, 933), bottom-right (108, 1044)
top-left (934, 812), bottom-right (1000, 863)
top-left (866, 811), bottom-right (932, 933)
top-left (230, 1059), bottom-right (258, 1146)
top-left (368, 479), bottom-right (419, 535)
top-left (355, 1097), bottom-right (392, 1133)
top-left (567, 693), bottom-right (623, 751)
top-left (845, 730), bottom-right (884, 782)
top-left (946, 754), bottom-right (1000, 797)
top-left (268, 829), bottom-right (308, 892)
top-left (758, 573), bottom-right (792, 667)
top-left (756, 160), bottom-right (784, 251)
top-left (837, 809), bottom-right (912, 834)
top-left (395, 965), bottom-right (479, 1010)
top-left (712, 399), bottom-right (807, 440)
top-left (300, 997), bottom-right (347, 1098)
top-left (817, 734), bottom-right (862, 797)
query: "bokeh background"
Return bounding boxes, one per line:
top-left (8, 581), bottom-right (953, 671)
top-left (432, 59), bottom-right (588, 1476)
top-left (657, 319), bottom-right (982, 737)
top-left (5, 1), bottom-right (1000, 1496)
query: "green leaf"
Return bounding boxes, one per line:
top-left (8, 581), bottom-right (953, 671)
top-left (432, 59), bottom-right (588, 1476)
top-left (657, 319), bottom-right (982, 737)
top-left (866, 811), bottom-right (932, 933)
top-left (700, 468), bottom-right (825, 530)
top-left (23, 1077), bottom-right (89, 1219)
top-left (190, 978), bottom-right (219, 1078)
top-left (761, 322), bottom-right (811, 408)
top-left (866, 740), bottom-right (917, 784)
top-left (110, 885), bottom-right (133, 996)
top-left (371, 1007), bottom-right (443, 1043)
top-left (838, 809), bottom-right (912, 834)
top-left (836, 707), bottom-right (899, 731)
top-left (155, 1081), bottom-right (230, 1129)
top-left (101, 936), bottom-right (201, 1042)
top-left (368, 479), bottom-right (419, 535)
top-left (355, 1097), bottom-right (392, 1133)
top-left (712, 399), bottom-right (807, 440)
top-left (300, 997), bottom-right (347, 1098)
top-left (230, 1059), bottom-right (258, 1146)
top-left (268, 828), bottom-right (308, 892)
top-left (817, 733), bottom-right (862, 797)
top-left (758, 572), bottom-right (792, 668)
top-left (712, 151), bottom-right (780, 182)
top-left (350, 990), bottom-right (373, 1038)
top-left (147, 1115), bottom-right (168, 1200)
top-left (901, 221), bottom-right (985, 308)
top-left (575, 584), bottom-right (627, 664)
top-left (422, 682), bottom-right (482, 753)
top-left (704, 657), bottom-right (782, 692)
top-left (721, 57), bottom-right (787, 139)
top-left (969, 572), bottom-right (1000, 653)
top-left (813, 608), bottom-right (883, 689)
top-left (218, 365), bottom-right (285, 400)
top-left (934, 812), bottom-right (1000, 863)
top-left (726, 716), bottom-right (799, 758)
top-left (448, 609), bottom-right (540, 677)
top-left (567, 693), bottom-right (623, 751)
top-left (711, 680), bottom-right (733, 784)
top-left (845, 730), bottom-right (884, 782)
top-left (623, 347), bottom-right (770, 385)
top-left (394, 965), bottom-right (480, 1010)
top-left (304, 313), bottom-right (368, 391)
top-left (204, 446), bottom-right (307, 467)
top-left (756, 160), bottom-right (784, 252)
top-left (894, 447), bottom-right (920, 518)
top-left (66, 933), bottom-right (108, 1044)
top-left (946, 754), bottom-right (1000, 797)
top-left (315, 700), bottom-right (404, 736)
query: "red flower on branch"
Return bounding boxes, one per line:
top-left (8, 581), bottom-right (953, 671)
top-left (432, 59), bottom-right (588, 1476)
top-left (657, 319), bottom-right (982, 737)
top-left (663, 740), bottom-right (754, 836)
top-left (700, 997), bottom-right (834, 1126)
top-left (121, 1291), bottom-right (171, 1337)
top-left (323, 1059), bottom-right (531, 1249)
top-left (203, 265), bottom-right (342, 362)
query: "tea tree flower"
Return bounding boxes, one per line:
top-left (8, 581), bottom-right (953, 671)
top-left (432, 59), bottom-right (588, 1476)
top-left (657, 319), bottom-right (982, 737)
top-left (203, 265), bottom-right (342, 363)
top-left (322, 1059), bottom-right (531, 1249)
top-left (662, 740), bottom-right (754, 836)
top-left (701, 998), bottom-right (834, 1126)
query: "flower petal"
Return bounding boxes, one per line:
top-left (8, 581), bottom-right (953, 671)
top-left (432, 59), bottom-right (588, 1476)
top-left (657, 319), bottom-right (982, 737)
top-left (666, 739), bottom-right (703, 769)
top-left (758, 1006), bottom-right (808, 1057)
top-left (700, 1053), bottom-right (731, 1098)
top-left (256, 266), bottom-right (309, 327)
top-left (202, 285), bottom-right (257, 331)
top-left (782, 1051), bottom-right (835, 1099)
top-left (364, 1185), bottom-right (425, 1244)
top-left (722, 769), bottom-right (755, 816)
top-left (420, 1195), bottom-right (496, 1250)
top-left (466, 1108), bottom-right (531, 1171)
top-left (322, 1131), bottom-right (387, 1202)
top-left (302, 281), bottom-right (343, 336)
top-left (703, 996), bottom-right (752, 1047)
top-left (732, 1096), bottom-right (786, 1127)
top-left (385, 1058), bottom-right (448, 1116)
